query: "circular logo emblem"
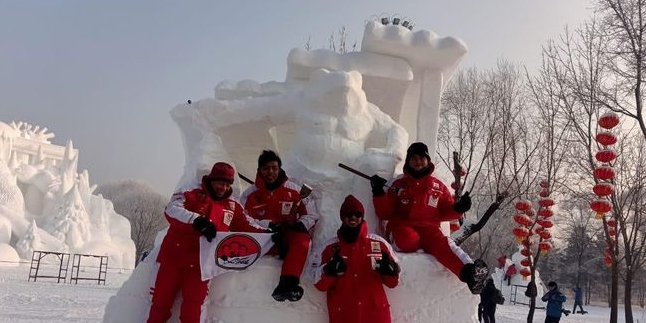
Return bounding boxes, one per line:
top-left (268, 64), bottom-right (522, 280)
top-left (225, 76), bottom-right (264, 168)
top-left (215, 233), bottom-right (262, 270)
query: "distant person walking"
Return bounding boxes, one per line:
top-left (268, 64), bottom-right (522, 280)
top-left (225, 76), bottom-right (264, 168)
top-left (541, 281), bottom-right (567, 323)
top-left (572, 285), bottom-right (587, 314)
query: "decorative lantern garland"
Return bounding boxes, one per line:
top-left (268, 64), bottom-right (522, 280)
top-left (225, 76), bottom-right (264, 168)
top-left (512, 180), bottom-right (555, 280)
top-left (591, 111), bottom-right (619, 267)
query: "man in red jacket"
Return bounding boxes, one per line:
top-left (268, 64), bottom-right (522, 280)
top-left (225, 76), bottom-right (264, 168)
top-left (371, 142), bottom-right (488, 294)
top-left (313, 195), bottom-right (400, 323)
top-left (241, 150), bottom-right (319, 302)
top-left (147, 162), bottom-right (267, 323)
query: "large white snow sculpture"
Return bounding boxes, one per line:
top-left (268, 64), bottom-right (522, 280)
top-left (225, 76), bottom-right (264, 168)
top-left (105, 22), bottom-right (479, 323)
top-left (0, 121), bottom-right (135, 268)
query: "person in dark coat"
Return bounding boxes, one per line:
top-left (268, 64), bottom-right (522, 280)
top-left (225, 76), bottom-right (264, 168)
top-left (541, 281), bottom-right (567, 323)
top-left (479, 278), bottom-right (500, 323)
top-left (572, 285), bottom-right (587, 314)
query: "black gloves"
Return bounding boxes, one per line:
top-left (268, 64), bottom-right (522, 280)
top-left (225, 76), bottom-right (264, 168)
top-left (291, 221), bottom-right (309, 233)
top-left (375, 251), bottom-right (400, 276)
top-left (370, 174), bottom-right (388, 196)
top-left (192, 216), bottom-right (217, 242)
top-left (454, 191), bottom-right (472, 213)
top-left (269, 222), bottom-right (289, 259)
top-left (323, 246), bottom-right (346, 276)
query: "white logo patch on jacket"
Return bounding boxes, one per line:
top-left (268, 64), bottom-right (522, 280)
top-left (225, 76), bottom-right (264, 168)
top-left (281, 201), bottom-right (293, 215)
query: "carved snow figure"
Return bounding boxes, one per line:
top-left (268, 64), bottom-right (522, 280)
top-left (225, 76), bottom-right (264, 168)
top-left (172, 69), bottom-right (408, 245)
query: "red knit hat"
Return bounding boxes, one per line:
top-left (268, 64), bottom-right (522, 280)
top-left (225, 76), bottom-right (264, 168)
top-left (340, 195), bottom-right (364, 219)
top-left (204, 162), bottom-right (235, 184)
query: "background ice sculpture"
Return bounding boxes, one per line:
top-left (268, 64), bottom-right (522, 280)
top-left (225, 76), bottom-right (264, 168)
top-left (0, 121), bottom-right (135, 269)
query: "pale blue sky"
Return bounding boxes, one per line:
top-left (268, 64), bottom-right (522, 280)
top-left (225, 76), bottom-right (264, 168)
top-left (0, 0), bottom-right (592, 195)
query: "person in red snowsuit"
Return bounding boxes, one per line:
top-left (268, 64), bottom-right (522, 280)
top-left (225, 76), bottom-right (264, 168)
top-left (371, 142), bottom-right (488, 294)
top-left (147, 162), bottom-right (268, 323)
top-left (241, 150), bottom-right (319, 302)
top-left (312, 195), bottom-right (400, 323)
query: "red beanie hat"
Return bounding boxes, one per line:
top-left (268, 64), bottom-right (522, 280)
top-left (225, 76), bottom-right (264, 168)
top-left (340, 195), bottom-right (364, 219)
top-left (205, 162), bottom-right (235, 184)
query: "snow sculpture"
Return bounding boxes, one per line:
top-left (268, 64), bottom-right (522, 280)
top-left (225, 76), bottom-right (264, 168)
top-left (0, 120), bottom-right (135, 268)
top-left (105, 22), bottom-right (479, 322)
top-left (491, 247), bottom-right (547, 307)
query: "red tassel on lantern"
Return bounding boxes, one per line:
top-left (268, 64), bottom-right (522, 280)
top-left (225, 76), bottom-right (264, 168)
top-left (593, 183), bottom-right (614, 197)
top-left (599, 112), bottom-right (619, 129)
top-left (591, 199), bottom-right (612, 213)
top-left (596, 149), bottom-right (618, 163)
top-left (596, 131), bottom-right (618, 146)
top-left (594, 166), bottom-right (615, 180)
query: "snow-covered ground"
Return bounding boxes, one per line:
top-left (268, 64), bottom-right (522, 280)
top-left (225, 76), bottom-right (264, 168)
top-left (0, 263), bottom-right (642, 323)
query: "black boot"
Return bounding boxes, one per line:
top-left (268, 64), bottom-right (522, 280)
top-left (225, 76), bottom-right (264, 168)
top-left (460, 259), bottom-right (489, 294)
top-left (272, 275), bottom-right (303, 302)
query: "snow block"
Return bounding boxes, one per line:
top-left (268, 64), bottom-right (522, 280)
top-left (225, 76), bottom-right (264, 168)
top-left (104, 251), bottom-right (479, 322)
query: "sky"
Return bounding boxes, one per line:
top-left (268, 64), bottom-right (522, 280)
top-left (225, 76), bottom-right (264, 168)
top-left (0, 0), bottom-right (593, 196)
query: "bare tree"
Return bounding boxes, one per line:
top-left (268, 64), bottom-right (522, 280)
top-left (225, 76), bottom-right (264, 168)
top-left (98, 180), bottom-right (168, 264)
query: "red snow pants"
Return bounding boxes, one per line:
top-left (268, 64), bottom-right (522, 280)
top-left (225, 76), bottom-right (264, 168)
top-left (391, 224), bottom-right (465, 277)
top-left (280, 230), bottom-right (311, 278)
top-left (147, 262), bottom-right (208, 323)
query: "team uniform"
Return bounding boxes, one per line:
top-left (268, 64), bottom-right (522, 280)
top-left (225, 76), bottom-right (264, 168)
top-left (312, 196), bottom-right (399, 323)
top-left (147, 165), bottom-right (266, 323)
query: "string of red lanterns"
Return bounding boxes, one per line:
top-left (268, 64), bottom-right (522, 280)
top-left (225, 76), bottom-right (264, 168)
top-left (591, 111), bottom-right (619, 267)
top-left (512, 179), bottom-right (555, 279)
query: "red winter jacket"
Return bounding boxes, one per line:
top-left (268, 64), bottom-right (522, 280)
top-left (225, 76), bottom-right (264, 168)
top-left (312, 222), bottom-right (399, 323)
top-left (240, 173), bottom-right (318, 230)
top-left (373, 172), bottom-right (460, 230)
top-left (157, 179), bottom-right (266, 267)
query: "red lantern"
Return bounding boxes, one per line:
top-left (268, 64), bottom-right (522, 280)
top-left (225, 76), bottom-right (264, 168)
top-left (607, 218), bottom-right (616, 227)
top-left (590, 199), bottom-right (612, 213)
top-left (594, 166), bottom-right (615, 180)
top-left (520, 258), bottom-right (531, 267)
top-left (535, 226), bottom-right (545, 234)
top-left (593, 183), bottom-right (614, 197)
top-left (521, 248), bottom-right (532, 257)
top-left (596, 149), bottom-right (618, 163)
top-left (539, 230), bottom-right (552, 239)
top-left (604, 256), bottom-right (612, 266)
top-left (450, 181), bottom-right (461, 190)
top-left (514, 214), bottom-right (533, 227)
top-left (520, 268), bottom-right (531, 277)
top-left (515, 200), bottom-right (532, 211)
top-left (539, 198), bottom-right (554, 207)
top-left (540, 180), bottom-right (549, 188)
top-left (609, 228), bottom-right (615, 236)
top-left (598, 112), bottom-right (619, 129)
top-left (513, 227), bottom-right (530, 238)
top-left (596, 131), bottom-right (618, 146)
top-left (525, 208), bottom-right (536, 217)
top-left (538, 208), bottom-right (554, 218)
top-left (537, 219), bottom-right (554, 228)
top-left (539, 189), bottom-right (549, 197)
top-left (539, 242), bottom-right (552, 253)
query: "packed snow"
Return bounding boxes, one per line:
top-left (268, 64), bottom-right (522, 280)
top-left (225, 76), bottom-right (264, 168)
top-left (0, 263), bottom-right (635, 323)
